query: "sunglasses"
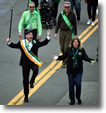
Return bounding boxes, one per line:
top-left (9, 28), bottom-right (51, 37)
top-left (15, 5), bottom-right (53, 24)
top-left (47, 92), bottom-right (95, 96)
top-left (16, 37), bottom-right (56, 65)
top-left (65, 6), bottom-right (70, 8)
top-left (29, 6), bottom-right (35, 8)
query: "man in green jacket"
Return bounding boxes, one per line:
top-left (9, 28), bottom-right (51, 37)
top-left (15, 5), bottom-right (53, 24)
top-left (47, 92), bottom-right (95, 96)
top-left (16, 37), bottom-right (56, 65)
top-left (18, 1), bottom-right (42, 40)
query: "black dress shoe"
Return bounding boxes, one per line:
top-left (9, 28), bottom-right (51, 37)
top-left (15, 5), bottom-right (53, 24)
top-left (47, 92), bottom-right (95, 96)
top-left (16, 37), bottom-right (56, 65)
top-left (77, 16), bottom-right (80, 21)
top-left (30, 82), bottom-right (34, 88)
top-left (69, 101), bottom-right (75, 105)
top-left (78, 99), bottom-right (82, 105)
top-left (24, 98), bottom-right (29, 102)
top-left (30, 85), bottom-right (34, 88)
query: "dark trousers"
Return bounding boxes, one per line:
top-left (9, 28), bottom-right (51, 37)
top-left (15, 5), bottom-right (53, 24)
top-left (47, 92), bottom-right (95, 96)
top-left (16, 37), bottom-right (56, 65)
top-left (67, 0), bottom-right (81, 17)
top-left (68, 73), bottom-right (82, 101)
top-left (87, 0), bottom-right (98, 21)
top-left (24, 29), bottom-right (37, 40)
top-left (52, 2), bottom-right (60, 18)
top-left (59, 30), bottom-right (72, 65)
top-left (22, 63), bottom-right (38, 97)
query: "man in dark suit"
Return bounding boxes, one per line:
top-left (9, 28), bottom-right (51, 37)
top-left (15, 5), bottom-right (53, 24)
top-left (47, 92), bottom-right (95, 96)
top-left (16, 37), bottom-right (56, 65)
top-left (7, 30), bottom-right (51, 102)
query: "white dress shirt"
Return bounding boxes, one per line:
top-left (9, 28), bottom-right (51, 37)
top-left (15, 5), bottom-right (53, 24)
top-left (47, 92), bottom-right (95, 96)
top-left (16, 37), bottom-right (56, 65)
top-left (26, 40), bottom-right (33, 51)
top-left (26, 36), bottom-right (50, 50)
top-left (7, 36), bottom-right (51, 49)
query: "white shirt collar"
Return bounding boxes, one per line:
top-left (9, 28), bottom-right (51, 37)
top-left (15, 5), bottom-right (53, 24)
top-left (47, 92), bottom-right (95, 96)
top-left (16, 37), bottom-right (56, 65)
top-left (26, 39), bottom-right (32, 44)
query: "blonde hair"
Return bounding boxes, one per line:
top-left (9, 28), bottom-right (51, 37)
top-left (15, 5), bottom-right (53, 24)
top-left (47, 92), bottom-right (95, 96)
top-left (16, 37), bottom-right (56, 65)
top-left (69, 38), bottom-right (82, 50)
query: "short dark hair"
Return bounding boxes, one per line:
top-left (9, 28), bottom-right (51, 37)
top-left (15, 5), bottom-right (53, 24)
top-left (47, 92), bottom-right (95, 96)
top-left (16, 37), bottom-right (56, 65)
top-left (25, 30), bottom-right (32, 35)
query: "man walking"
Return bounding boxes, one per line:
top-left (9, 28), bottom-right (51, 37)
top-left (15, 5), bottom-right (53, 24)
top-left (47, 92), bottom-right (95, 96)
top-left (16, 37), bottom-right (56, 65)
top-left (54, 1), bottom-right (77, 68)
top-left (18, 1), bottom-right (42, 40)
top-left (7, 30), bottom-right (51, 102)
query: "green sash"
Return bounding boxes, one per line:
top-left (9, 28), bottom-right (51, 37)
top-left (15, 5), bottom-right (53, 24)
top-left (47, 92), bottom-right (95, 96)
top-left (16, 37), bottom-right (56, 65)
top-left (23, 12), bottom-right (39, 29)
top-left (29, 0), bottom-right (31, 3)
top-left (61, 11), bottom-right (74, 38)
top-left (72, 48), bottom-right (79, 68)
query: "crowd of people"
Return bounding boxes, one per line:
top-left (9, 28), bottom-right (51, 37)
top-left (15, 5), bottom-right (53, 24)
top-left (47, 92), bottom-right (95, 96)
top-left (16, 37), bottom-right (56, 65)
top-left (7, 0), bottom-right (98, 105)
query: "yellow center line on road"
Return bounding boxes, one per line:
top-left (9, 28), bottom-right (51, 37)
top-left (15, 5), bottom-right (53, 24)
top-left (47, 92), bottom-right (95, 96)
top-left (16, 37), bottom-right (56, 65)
top-left (15, 24), bottom-right (98, 105)
top-left (7, 60), bottom-right (57, 105)
top-left (35, 60), bottom-right (57, 83)
top-left (7, 20), bottom-right (98, 105)
top-left (78, 18), bottom-right (98, 39)
top-left (81, 25), bottom-right (98, 44)
top-left (16, 61), bottom-right (62, 105)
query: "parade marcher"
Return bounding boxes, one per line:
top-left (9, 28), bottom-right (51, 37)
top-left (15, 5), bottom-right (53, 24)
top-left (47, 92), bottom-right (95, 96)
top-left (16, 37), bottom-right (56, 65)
top-left (54, 1), bottom-right (77, 68)
top-left (86, 0), bottom-right (98, 26)
top-left (53, 38), bottom-right (96, 105)
top-left (51, 0), bottom-right (61, 23)
top-left (7, 30), bottom-right (51, 102)
top-left (28, 0), bottom-right (39, 8)
top-left (18, 1), bottom-right (42, 40)
top-left (66, 0), bottom-right (81, 21)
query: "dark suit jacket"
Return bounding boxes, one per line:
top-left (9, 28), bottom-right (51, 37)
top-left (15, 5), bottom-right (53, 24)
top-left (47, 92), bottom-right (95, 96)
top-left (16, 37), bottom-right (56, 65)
top-left (58, 47), bottom-right (93, 75)
top-left (8, 38), bottom-right (50, 67)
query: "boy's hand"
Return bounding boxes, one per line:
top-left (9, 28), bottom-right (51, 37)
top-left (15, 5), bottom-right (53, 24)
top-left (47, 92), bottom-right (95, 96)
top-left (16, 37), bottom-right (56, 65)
top-left (6, 38), bottom-right (11, 43)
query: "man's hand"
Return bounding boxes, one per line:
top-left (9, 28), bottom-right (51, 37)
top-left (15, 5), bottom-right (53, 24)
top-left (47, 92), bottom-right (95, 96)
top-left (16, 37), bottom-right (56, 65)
top-left (38, 35), bottom-right (41, 40)
top-left (91, 60), bottom-right (96, 65)
top-left (47, 29), bottom-right (51, 37)
top-left (54, 33), bottom-right (58, 39)
top-left (74, 35), bottom-right (77, 38)
top-left (6, 38), bottom-right (11, 43)
top-left (19, 33), bottom-right (22, 38)
top-left (38, 7), bottom-right (41, 10)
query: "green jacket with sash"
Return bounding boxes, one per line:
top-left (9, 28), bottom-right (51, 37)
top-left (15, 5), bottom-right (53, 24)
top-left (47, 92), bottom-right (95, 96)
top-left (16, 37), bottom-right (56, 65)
top-left (61, 11), bottom-right (74, 38)
top-left (18, 10), bottom-right (42, 36)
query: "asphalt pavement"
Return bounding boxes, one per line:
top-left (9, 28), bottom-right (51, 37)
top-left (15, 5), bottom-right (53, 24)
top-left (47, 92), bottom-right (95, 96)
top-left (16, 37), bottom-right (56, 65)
top-left (0, 0), bottom-right (99, 106)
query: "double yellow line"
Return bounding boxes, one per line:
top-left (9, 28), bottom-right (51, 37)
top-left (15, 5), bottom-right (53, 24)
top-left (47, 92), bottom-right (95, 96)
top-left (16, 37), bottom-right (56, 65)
top-left (7, 18), bottom-right (98, 105)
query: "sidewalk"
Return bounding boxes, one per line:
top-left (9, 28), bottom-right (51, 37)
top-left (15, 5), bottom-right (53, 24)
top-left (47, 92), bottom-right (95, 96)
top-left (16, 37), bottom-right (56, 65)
top-left (56, 82), bottom-right (99, 106)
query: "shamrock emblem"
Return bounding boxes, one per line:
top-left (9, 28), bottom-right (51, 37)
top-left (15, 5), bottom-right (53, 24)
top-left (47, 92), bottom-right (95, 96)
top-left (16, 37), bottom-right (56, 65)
top-left (33, 40), bottom-right (36, 44)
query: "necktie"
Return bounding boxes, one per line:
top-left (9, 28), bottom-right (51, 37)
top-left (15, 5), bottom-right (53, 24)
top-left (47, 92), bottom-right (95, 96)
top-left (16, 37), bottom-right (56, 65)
top-left (27, 42), bottom-right (32, 50)
top-left (30, 13), bottom-right (32, 29)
